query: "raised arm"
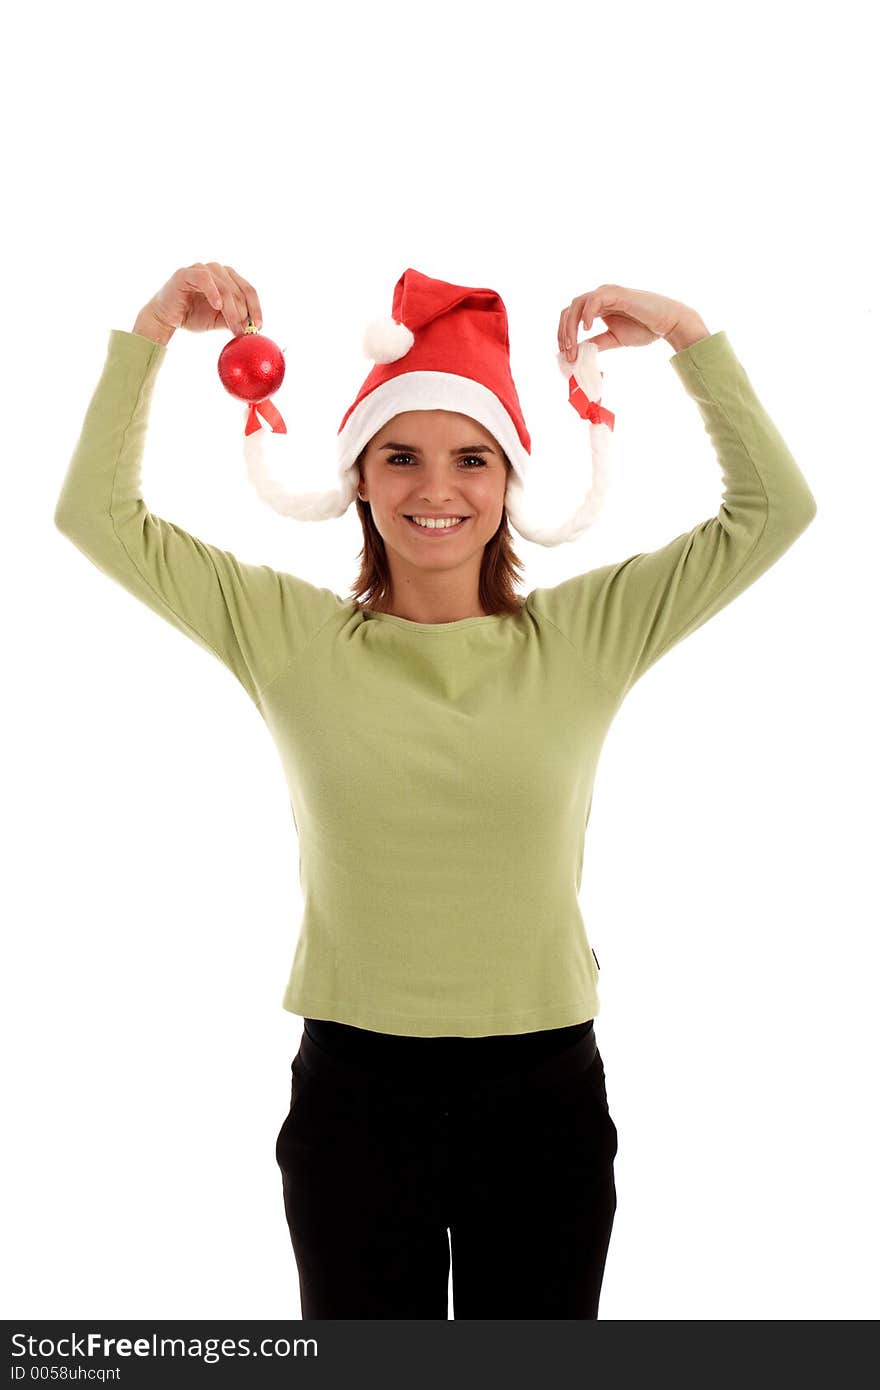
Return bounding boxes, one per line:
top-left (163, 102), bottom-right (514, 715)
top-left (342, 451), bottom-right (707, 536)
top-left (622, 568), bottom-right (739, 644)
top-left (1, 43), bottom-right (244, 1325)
top-left (528, 329), bottom-right (818, 698)
top-left (54, 306), bottom-right (341, 711)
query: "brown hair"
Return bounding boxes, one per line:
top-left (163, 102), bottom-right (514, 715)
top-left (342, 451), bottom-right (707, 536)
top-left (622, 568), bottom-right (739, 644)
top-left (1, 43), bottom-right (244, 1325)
top-left (346, 445), bottom-right (527, 618)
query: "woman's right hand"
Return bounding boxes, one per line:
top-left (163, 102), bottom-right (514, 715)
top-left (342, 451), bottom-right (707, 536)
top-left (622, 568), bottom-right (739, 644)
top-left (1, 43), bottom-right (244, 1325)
top-left (137, 262), bottom-right (264, 342)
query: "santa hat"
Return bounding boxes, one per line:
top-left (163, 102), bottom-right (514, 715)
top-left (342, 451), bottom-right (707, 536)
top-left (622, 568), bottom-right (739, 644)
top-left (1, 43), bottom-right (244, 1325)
top-left (242, 267), bottom-right (615, 547)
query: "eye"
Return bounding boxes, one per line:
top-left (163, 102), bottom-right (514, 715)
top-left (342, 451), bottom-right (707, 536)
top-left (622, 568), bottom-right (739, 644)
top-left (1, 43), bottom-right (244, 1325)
top-left (386, 453), bottom-right (487, 468)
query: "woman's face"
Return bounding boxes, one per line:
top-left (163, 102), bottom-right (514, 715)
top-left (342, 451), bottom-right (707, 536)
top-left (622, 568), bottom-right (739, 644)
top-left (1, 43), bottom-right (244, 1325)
top-left (358, 410), bottom-right (509, 573)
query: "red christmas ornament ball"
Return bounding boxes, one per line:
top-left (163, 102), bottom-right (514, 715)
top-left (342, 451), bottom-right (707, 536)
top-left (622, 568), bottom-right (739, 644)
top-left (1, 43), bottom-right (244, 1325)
top-left (217, 326), bottom-right (285, 403)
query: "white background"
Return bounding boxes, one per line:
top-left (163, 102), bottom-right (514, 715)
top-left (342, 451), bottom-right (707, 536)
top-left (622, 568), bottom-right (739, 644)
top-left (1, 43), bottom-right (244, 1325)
top-left (3, 0), bottom-right (877, 1321)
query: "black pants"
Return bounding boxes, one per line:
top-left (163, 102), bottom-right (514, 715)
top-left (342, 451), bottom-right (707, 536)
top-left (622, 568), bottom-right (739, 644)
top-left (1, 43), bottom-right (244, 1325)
top-left (275, 1017), bottom-right (618, 1319)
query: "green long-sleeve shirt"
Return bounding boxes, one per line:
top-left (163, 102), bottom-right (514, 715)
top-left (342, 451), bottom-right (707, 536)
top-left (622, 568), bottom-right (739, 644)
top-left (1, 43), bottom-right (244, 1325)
top-left (55, 327), bottom-right (817, 1036)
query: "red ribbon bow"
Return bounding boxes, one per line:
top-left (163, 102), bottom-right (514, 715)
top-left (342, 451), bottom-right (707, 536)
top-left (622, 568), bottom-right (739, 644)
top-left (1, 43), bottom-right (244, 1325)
top-left (567, 374), bottom-right (615, 431)
top-left (245, 399), bottom-right (288, 436)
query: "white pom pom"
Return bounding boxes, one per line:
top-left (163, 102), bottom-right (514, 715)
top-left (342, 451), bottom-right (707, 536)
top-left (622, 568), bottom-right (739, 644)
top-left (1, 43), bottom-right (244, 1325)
top-left (362, 317), bottom-right (415, 364)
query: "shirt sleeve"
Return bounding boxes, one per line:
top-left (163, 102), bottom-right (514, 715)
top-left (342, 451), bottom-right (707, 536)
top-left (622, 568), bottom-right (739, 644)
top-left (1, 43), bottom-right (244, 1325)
top-left (54, 328), bottom-right (344, 709)
top-left (526, 330), bottom-right (818, 699)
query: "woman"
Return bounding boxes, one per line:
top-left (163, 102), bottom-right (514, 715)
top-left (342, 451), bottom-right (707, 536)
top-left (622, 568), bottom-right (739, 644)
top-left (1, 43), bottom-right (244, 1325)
top-left (54, 263), bottom-right (818, 1319)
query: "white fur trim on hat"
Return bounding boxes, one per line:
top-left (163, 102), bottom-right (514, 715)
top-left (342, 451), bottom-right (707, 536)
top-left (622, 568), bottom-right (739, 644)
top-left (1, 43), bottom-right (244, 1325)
top-left (336, 369), bottom-right (528, 483)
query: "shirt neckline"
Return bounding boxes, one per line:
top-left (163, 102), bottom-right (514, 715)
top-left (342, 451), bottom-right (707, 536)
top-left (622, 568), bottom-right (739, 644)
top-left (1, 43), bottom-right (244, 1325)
top-left (360, 605), bottom-right (507, 633)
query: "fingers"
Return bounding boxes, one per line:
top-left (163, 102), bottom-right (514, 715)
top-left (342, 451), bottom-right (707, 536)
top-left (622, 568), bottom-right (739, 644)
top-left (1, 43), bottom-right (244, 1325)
top-left (190, 265), bottom-right (223, 311)
top-left (558, 293), bottom-right (591, 363)
top-left (558, 286), bottom-right (620, 361)
top-left (225, 265), bottom-right (263, 331)
top-left (185, 264), bottom-right (237, 331)
top-left (205, 261), bottom-right (255, 335)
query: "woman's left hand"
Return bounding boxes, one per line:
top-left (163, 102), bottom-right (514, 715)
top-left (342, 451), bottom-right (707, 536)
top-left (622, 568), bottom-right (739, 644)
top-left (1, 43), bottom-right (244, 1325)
top-left (558, 284), bottom-right (694, 361)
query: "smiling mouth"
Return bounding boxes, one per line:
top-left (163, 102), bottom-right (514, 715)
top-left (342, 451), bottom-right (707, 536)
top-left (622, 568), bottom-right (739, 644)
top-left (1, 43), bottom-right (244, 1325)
top-left (403, 516), bottom-right (471, 533)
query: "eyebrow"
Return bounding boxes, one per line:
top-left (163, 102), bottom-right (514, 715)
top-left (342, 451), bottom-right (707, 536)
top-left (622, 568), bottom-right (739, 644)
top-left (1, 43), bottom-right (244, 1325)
top-left (378, 442), bottom-right (495, 455)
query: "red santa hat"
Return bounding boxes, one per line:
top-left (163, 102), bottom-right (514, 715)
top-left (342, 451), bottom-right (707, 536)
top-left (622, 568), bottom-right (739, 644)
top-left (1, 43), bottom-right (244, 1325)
top-left (243, 267), bottom-right (615, 547)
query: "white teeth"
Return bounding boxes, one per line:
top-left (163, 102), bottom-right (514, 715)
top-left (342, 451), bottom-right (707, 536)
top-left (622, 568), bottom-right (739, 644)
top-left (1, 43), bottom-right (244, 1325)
top-left (408, 516), bottom-right (465, 529)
